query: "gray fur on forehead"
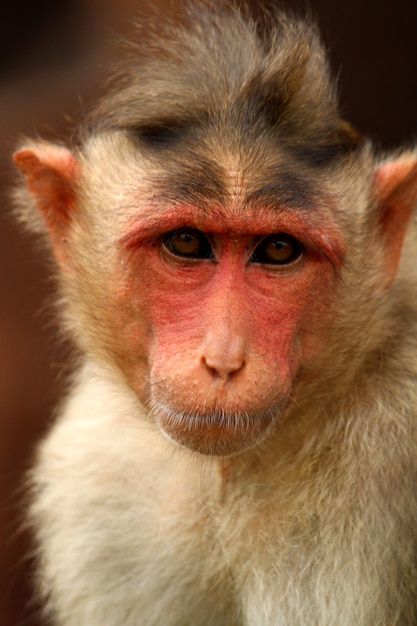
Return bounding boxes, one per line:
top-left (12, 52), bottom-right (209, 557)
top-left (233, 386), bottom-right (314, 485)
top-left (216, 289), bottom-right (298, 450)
top-left (85, 4), bottom-right (355, 145)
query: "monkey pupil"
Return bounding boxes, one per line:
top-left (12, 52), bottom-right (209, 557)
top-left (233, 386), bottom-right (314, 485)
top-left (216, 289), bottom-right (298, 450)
top-left (266, 240), bottom-right (293, 262)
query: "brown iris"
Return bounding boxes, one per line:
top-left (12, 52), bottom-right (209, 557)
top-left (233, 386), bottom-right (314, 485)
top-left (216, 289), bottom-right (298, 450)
top-left (163, 228), bottom-right (213, 259)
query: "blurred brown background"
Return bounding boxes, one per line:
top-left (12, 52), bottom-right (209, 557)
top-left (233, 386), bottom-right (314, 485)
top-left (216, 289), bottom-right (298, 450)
top-left (1, 1), bottom-right (416, 624)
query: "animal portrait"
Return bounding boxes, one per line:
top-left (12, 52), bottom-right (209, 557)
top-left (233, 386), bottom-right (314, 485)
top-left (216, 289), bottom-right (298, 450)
top-left (8, 1), bottom-right (417, 624)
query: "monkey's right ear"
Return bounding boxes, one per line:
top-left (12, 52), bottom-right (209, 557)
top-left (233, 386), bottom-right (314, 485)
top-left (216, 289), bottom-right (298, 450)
top-left (13, 143), bottom-right (80, 270)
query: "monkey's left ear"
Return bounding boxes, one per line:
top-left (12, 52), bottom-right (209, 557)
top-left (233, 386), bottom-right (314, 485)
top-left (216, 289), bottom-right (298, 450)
top-left (13, 143), bottom-right (80, 270)
top-left (374, 156), bottom-right (417, 289)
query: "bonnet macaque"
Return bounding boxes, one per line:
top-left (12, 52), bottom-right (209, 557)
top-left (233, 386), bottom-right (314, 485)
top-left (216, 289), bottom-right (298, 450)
top-left (13, 3), bottom-right (417, 625)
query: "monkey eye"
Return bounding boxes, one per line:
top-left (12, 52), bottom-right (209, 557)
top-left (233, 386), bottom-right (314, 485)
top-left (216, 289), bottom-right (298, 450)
top-left (162, 228), bottom-right (214, 259)
top-left (250, 233), bottom-right (303, 265)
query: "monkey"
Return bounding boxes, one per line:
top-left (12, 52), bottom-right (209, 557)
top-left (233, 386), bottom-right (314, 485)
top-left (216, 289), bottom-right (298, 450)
top-left (12, 3), bottom-right (417, 625)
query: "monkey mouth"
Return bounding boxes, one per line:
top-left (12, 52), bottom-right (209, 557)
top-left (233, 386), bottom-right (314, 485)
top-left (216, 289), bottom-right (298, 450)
top-left (150, 399), bottom-right (280, 456)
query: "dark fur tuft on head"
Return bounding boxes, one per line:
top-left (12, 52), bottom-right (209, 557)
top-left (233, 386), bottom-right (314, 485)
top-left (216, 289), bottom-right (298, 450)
top-left (84, 2), bottom-right (360, 160)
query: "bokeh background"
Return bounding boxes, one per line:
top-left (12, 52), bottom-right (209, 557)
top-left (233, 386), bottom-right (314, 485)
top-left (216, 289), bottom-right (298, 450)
top-left (1, 1), bottom-right (416, 624)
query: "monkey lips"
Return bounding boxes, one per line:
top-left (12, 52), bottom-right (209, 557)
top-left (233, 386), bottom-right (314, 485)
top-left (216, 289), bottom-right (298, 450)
top-left (150, 399), bottom-right (282, 456)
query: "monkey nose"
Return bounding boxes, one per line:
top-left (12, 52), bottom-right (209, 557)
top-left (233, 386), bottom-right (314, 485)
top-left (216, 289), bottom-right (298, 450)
top-left (201, 334), bottom-right (247, 382)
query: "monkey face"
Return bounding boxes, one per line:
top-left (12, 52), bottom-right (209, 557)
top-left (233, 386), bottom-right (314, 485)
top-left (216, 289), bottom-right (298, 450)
top-left (105, 181), bottom-right (345, 456)
top-left (13, 132), bottom-right (349, 457)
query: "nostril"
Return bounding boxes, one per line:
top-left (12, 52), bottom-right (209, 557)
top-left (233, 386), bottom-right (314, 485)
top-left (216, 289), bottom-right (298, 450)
top-left (202, 354), bottom-right (245, 382)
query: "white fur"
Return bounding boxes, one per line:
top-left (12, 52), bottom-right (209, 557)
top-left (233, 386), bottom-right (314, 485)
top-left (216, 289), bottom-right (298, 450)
top-left (29, 353), bottom-right (417, 625)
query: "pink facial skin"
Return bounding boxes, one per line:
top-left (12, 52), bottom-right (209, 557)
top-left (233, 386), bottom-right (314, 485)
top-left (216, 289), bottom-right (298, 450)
top-left (115, 204), bottom-right (345, 456)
